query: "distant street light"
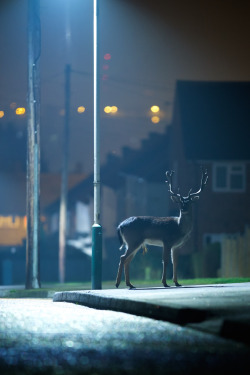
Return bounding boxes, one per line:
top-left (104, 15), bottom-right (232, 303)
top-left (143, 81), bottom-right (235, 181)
top-left (151, 105), bottom-right (160, 113)
top-left (16, 107), bottom-right (26, 115)
top-left (77, 106), bottom-right (86, 113)
top-left (151, 115), bottom-right (160, 124)
top-left (104, 105), bottom-right (118, 114)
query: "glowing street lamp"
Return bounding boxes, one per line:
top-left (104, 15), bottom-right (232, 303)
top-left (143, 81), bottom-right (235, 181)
top-left (16, 107), bottom-right (26, 115)
top-left (151, 115), bottom-right (160, 124)
top-left (104, 106), bottom-right (111, 113)
top-left (104, 105), bottom-right (118, 114)
top-left (150, 105), bottom-right (160, 113)
top-left (77, 106), bottom-right (86, 113)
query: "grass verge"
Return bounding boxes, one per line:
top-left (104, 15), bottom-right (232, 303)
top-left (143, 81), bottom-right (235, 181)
top-left (0, 278), bottom-right (250, 299)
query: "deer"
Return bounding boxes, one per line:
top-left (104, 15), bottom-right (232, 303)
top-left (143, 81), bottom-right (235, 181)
top-left (115, 168), bottom-right (208, 289)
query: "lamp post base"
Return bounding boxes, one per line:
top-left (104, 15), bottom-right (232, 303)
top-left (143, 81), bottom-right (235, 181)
top-left (91, 223), bottom-right (102, 290)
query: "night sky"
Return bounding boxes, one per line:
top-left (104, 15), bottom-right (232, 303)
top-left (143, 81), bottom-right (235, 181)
top-left (1, 0), bottom-right (250, 174)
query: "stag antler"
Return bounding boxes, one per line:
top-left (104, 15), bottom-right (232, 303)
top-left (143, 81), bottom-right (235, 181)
top-left (189, 167), bottom-right (208, 198)
top-left (165, 171), bottom-right (181, 198)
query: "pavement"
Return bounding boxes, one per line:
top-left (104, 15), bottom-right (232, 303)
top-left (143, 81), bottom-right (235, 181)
top-left (2, 298), bottom-right (250, 375)
top-left (53, 282), bottom-right (250, 346)
top-left (1, 282), bottom-right (250, 374)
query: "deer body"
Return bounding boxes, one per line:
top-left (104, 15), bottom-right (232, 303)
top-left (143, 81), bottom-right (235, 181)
top-left (118, 214), bottom-right (192, 251)
top-left (115, 169), bottom-right (208, 289)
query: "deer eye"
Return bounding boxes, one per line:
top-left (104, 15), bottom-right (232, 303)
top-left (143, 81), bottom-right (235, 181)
top-left (191, 196), bottom-right (199, 201)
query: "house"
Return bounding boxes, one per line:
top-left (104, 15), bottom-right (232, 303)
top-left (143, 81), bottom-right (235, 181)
top-left (170, 80), bottom-right (250, 277)
top-left (44, 81), bottom-right (250, 281)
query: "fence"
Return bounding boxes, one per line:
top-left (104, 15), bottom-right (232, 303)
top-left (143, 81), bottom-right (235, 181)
top-left (220, 226), bottom-right (250, 278)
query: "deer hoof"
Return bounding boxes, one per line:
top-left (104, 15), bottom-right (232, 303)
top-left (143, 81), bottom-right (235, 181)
top-left (174, 282), bottom-right (182, 287)
top-left (163, 283), bottom-right (170, 288)
top-left (127, 283), bottom-right (135, 289)
top-left (115, 282), bottom-right (120, 288)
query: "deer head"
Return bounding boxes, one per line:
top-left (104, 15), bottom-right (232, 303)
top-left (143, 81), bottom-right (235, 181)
top-left (165, 168), bottom-right (208, 214)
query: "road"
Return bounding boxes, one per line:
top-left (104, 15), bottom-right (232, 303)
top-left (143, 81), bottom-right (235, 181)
top-left (0, 298), bottom-right (249, 374)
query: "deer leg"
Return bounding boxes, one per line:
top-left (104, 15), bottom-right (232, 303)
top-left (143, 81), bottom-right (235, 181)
top-left (124, 248), bottom-right (140, 289)
top-left (161, 245), bottom-right (170, 287)
top-left (124, 253), bottom-right (136, 289)
top-left (115, 245), bottom-right (138, 288)
top-left (115, 254), bottom-right (126, 288)
top-left (171, 247), bottom-right (182, 287)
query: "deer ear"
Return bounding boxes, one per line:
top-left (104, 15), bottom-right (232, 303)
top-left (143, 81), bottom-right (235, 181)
top-left (191, 196), bottom-right (199, 201)
top-left (171, 195), bottom-right (181, 203)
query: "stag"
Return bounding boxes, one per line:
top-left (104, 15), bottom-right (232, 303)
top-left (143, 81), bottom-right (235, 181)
top-left (115, 168), bottom-right (208, 288)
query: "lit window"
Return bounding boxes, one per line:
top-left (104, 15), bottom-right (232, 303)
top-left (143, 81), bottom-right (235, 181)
top-left (16, 107), bottom-right (26, 115)
top-left (0, 111), bottom-right (4, 118)
top-left (213, 163), bottom-right (245, 192)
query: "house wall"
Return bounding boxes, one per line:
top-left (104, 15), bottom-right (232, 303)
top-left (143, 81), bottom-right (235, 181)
top-left (169, 157), bottom-right (250, 253)
top-left (102, 185), bottom-right (117, 238)
top-left (170, 96), bottom-right (250, 257)
top-left (116, 175), bottom-right (169, 222)
top-left (169, 159), bottom-right (250, 251)
top-left (197, 162), bottom-right (250, 244)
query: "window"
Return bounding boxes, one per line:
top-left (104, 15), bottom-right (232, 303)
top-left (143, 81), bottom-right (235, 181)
top-left (213, 163), bottom-right (246, 192)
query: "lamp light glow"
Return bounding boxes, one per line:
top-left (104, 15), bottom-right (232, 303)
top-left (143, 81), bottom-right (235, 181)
top-left (104, 106), bottom-right (118, 114)
top-left (104, 106), bottom-right (111, 113)
top-left (77, 106), bottom-right (86, 113)
top-left (104, 53), bottom-right (111, 60)
top-left (16, 107), bottom-right (26, 115)
top-left (151, 115), bottom-right (160, 124)
top-left (151, 105), bottom-right (160, 113)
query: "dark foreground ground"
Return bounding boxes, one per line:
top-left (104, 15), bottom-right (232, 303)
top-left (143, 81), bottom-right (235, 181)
top-left (1, 283), bottom-right (250, 374)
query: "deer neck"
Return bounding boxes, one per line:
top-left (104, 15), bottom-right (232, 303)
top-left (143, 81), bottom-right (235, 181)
top-left (178, 207), bottom-right (193, 235)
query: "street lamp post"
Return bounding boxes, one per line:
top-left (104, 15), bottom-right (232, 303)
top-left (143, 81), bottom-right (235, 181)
top-left (59, 64), bottom-right (71, 284)
top-left (26, 0), bottom-right (41, 289)
top-left (92, 0), bottom-right (102, 290)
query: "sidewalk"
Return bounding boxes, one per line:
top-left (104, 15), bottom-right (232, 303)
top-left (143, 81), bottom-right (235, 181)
top-left (53, 282), bottom-right (250, 346)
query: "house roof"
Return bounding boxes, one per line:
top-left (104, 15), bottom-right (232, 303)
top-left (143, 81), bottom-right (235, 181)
top-left (45, 129), bottom-right (172, 212)
top-left (175, 81), bottom-right (250, 160)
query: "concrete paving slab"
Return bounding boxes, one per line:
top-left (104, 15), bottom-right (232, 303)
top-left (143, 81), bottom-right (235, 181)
top-left (53, 282), bottom-right (250, 345)
top-left (2, 299), bottom-right (250, 375)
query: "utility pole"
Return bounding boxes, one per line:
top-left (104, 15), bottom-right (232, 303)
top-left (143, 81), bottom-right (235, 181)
top-left (26, 0), bottom-right (41, 289)
top-left (92, 0), bottom-right (102, 290)
top-left (59, 64), bottom-right (71, 283)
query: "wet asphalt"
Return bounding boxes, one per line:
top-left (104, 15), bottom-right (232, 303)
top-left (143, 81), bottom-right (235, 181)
top-left (0, 297), bottom-right (250, 375)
